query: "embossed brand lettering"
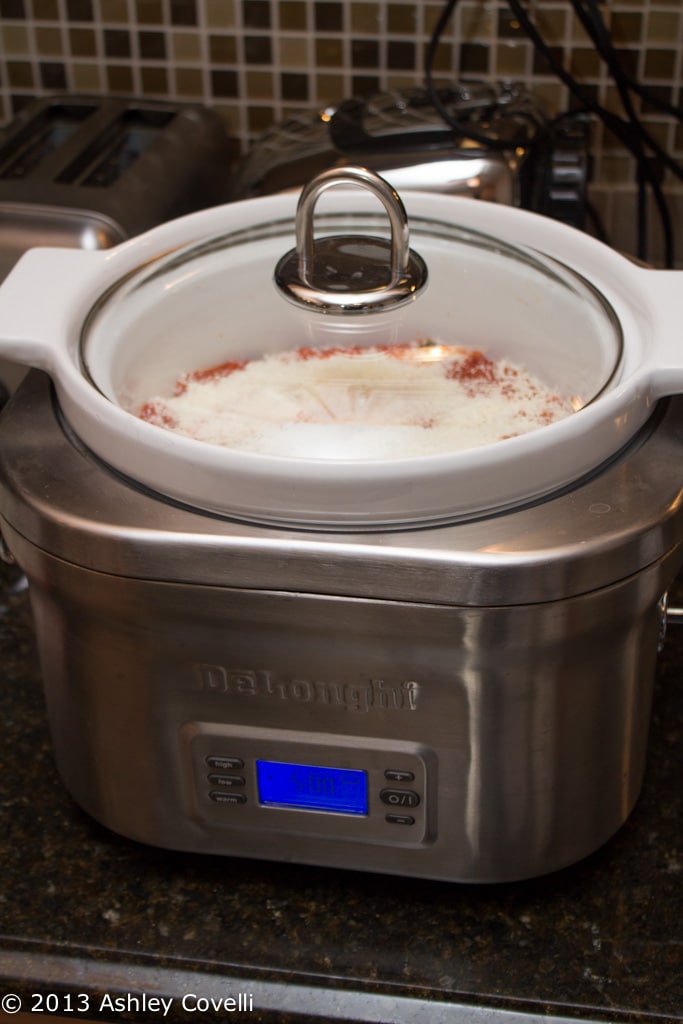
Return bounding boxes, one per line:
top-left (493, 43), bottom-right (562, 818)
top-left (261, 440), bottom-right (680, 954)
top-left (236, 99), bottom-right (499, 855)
top-left (197, 665), bottom-right (419, 712)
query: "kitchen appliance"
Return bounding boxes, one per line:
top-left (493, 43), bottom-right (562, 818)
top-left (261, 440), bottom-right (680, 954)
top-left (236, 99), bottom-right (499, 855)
top-left (1, 169), bottom-right (682, 883)
top-left (0, 94), bottom-right (233, 391)
top-left (232, 83), bottom-right (590, 230)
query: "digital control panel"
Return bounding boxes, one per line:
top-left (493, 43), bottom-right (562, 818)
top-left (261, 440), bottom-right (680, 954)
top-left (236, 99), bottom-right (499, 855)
top-left (183, 723), bottom-right (434, 846)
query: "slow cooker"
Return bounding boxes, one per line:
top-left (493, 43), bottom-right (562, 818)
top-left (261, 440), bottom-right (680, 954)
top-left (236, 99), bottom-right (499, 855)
top-left (1, 168), bottom-right (682, 883)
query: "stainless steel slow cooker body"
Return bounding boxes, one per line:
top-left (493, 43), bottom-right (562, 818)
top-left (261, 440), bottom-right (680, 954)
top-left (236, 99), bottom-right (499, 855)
top-left (1, 370), bottom-right (682, 884)
top-left (3, 171), bottom-right (683, 882)
top-left (0, 171), bottom-right (682, 528)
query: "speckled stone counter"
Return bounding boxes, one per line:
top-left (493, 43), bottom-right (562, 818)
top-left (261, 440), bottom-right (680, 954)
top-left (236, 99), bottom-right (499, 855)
top-left (0, 554), bottom-right (681, 1024)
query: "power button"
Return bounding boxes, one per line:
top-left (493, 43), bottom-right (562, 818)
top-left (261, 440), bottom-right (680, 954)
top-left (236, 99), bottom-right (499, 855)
top-left (380, 788), bottom-right (420, 809)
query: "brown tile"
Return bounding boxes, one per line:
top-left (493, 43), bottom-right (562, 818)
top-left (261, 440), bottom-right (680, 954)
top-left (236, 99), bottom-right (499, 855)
top-left (610, 11), bottom-right (643, 45)
top-left (640, 84), bottom-right (674, 116)
top-left (644, 49), bottom-right (677, 80)
top-left (244, 35), bottom-right (272, 64)
top-left (281, 70), bottom-right (308, 101)
top-left (600, 153), bottom-right (636, 184)
top-left (569, 82), bottom-right (599, 113)
top-left (247, 104), bottom-right (274, 132)
top-left (279, 36), bottom-right (309, 67)
top-left (135, 0), bottom-right (163, 25)
top-left (315, 38), bottom-right (343, 67)
top-left (7, 61), bottom-right (34, 87)
top-left (32, 0), bottom-right (60, 18)
top-left (138, 29), bottom-right (167, 60)
top-left (387, 39), bottom-right (415, 71)
top-left (66, 0), bottom-right (93, 20)
top-left (106, 63), bottom-right (134, 92)
top-left (387, 4), bottom-right (416, 34)
top-left (39, 60), bottom-right (66, 88)
top-left (424, 3), bottom-right (451, 36)
top-left (242, 0), bottom-right (270, 29)
top-left (614, 48), bottom-right (639, 79)
top-left (71, 62), bottom-right (102, 90)
top-left (102, 27), bottom-right (129, 57)
top-left (245, 69), bottom-right (272, 98)
top-left (1, 25), bottom-right (30, 53)
top-left (315, 2), bottom-right (343, 32)
top-left (640, 119), bottom-right (671, 149)
top-left (173, 66), bottom-right (203, 95)
top-left (460, 42), bottom-right (488, 75)
top-left (569, 47), bottom-right (601, 80)
top-left (352, 73), bottom-right (380, 94)
top-left (497, 8), bottom-right (525, 39)
top-left (459, 3), bottom-right (493, 42)
top-left (429, 43), bottom-right (454, 74)
top-left (141, 64), bottom-right (168, 92)
top-left (351, 3), bottom-right (380, 34)
top-left (69, 26), bottom-right (97, 56)
top-left (170, 0), bottom-right (197, 26)
top-left (532, 42), bottom-right (563, 75)
top-left (172, 32), bottom-right (201, 61)
top-left (570, 12), bottom-right (591, 44)
top-left (315, 72), bottom-right (344, 103)
top-left (386, 72), bottom-right (415, 91)
top-left (205, 0), bottom-right (235, 29)
top-left (35, 26), bottom-right (62, 54)
top-left (529, 81), bottom-right (564, 116)
top-left (0, 0), bottom-right (27, 17)
top-left (647, 11), bottom-right (681, 43)
top-left (99, 0), bottom-right (129, 22)
top-left (351, 38), bottom-right (379, 68)
top-left (533, 8), bottom-right (567, 45)
top-left (209, 34), bottom-right (238, 63)
top-left (496, 41), bottom-right (528, 76)
top-left (279, 1), bottom-right (307, 31)
top-left (211, 68), bottom-right (239, 97)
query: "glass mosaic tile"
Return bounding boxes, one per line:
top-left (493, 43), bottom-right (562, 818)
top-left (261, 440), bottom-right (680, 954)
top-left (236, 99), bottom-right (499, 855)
top-left (0, 0), bottom-right (678, 259)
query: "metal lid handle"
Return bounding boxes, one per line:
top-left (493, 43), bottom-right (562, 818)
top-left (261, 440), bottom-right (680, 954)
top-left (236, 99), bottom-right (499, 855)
top-left (296, 166), bottom-right (410, 289)
top-left (274, 165), bottom-right (428, 314)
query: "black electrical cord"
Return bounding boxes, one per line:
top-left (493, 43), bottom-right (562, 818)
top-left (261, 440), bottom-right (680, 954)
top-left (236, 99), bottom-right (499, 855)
top-left (425, 0), bottom-right (681, 264)
top-left (505, 0), bottom-right (678, 265)
top-left (568, 0), bottom-right (674, 264)
top-left (424, 0), bottom-right (511, 150)
top-left (573, 0), bottom-right (679, 262)
top-left (574, 0), bottom-right (683, 124)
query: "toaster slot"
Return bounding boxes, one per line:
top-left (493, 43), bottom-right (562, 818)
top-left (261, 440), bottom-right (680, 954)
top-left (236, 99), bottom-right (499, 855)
top-left (56, 108), bottom-right (176, 187)
top-left (0, 102), bottom-right (97, 180)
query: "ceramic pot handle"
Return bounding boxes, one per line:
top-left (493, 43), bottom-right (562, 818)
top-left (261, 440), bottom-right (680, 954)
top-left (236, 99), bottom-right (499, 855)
top-left (0, 247), bottom-right (109, 371)
top-left (638, 269), bottom-right (683, 398)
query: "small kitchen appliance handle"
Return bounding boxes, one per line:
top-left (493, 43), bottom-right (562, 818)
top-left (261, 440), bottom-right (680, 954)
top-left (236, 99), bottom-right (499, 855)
top-left (0, 247), bottom-right (110, 371)
top-left (638, 269), bottom-right (683, 398)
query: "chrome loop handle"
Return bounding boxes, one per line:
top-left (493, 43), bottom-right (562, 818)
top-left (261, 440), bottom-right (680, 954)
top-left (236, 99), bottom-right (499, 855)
top-left (295, 166), bottom-right (411, 289)
top-left (274, 165), bottom-right (428, 314)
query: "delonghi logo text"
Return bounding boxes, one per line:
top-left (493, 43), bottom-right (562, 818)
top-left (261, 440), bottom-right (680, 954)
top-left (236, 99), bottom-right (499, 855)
top-left (197, 665), bottom-right (419, 713)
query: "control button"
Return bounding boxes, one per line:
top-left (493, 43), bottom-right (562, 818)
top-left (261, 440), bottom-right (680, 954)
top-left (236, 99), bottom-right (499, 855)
top-left (207, 755), bottom-right (244, 770)
top-left (380, 788), bottom-right (420, 808)
top-left (384, 769), bottom-right (415, 783)
top-left (208, 773), bottom-right (246, 787)
top-left (209, 790), bottom-right (247, 805)
top-left (385, 813), bottom-right (415, 826)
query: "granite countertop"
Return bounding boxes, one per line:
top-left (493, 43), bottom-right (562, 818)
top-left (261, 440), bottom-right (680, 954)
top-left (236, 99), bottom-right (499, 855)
top-left (0, 554), bottom-right (681, 1024)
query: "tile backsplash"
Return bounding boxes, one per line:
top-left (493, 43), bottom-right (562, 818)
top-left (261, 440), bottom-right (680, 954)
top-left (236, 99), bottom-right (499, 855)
top-left (0, 0), bottom-right (682, 262)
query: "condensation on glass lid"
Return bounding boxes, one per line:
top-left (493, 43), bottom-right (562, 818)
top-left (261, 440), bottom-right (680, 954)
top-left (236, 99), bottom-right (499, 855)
top-left (137, 340), bottom-right (581, 460)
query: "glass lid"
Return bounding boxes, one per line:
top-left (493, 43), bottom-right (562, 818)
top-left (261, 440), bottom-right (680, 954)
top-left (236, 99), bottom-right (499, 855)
top-left (81, 170), bottom-right (622, 465)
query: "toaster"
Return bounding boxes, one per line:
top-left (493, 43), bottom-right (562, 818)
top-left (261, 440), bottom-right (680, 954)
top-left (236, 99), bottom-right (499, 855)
top-left (232, 82), bottom-right (590, 229)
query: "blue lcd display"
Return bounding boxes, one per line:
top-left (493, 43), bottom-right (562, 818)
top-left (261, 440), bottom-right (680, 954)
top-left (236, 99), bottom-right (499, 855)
top-left (256, 760), bottom-right (368, 816)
